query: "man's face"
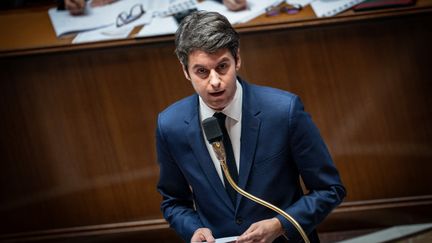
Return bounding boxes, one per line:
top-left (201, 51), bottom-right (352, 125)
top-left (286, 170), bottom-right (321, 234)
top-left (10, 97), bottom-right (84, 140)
top-left (183, 48), bottom-right (241, 111)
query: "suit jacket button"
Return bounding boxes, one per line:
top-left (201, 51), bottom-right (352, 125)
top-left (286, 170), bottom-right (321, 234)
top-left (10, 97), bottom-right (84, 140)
top-left (236, 217), bottom-right (243, 225)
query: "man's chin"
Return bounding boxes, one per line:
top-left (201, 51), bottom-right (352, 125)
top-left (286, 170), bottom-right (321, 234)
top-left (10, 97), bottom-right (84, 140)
top-left (208, 102), bottom-right (226, 111)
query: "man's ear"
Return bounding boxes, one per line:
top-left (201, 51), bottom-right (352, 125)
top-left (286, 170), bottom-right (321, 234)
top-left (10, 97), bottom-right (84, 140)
top-left (182, 64), bottom-right (191, 80)
top-left (235, 49), bottom-right (242, 71)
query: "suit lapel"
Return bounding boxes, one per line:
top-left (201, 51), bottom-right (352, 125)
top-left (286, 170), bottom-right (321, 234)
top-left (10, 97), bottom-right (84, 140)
top-left (185, 96), bottom-right (235, 211)
top-left (236, 81), bottom-right (261, 210)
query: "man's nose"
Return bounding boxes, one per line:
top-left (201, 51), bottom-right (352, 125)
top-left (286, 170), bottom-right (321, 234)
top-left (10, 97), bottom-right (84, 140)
top-left (209, 69), bottom-right (221, 88)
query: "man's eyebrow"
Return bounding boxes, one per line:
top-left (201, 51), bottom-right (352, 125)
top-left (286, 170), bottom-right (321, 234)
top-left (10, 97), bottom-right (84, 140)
top-left (190, 57), bottom-right (231, 70)
top-left (191, 64), bottom-right (206, 70)
top-left (218, 57), bottom-right (230, 63)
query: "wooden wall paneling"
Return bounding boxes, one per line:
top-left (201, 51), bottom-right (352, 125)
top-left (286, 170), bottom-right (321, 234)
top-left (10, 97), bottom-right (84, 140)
top-left (239, 13), bottom-right (432, 202)
top-left (0, 41), bottom-right (194, 235)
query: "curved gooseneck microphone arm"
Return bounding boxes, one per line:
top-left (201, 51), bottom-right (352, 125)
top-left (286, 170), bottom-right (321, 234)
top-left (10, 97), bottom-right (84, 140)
top-left (202, 117), bottom-right (310, 243)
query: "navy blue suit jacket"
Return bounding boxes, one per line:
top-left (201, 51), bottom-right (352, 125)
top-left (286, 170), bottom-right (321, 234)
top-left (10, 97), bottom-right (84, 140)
top-left (156, 79), bottom-right (346, 242)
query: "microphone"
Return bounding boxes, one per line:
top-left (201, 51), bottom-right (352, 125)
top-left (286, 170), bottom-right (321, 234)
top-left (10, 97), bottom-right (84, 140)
top-left (201, 116), bottom-right (310, 243)
top-left (202, 116), bottom-right (226, 162)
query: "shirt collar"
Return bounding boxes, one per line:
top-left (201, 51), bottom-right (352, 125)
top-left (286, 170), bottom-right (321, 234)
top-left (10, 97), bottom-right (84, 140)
top-left (199, 80), bottom-right (243, 122)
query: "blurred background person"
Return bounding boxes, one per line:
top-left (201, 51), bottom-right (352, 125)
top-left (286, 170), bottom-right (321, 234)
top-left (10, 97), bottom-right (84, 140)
top-left (59, 0), bottom-right (118, 15)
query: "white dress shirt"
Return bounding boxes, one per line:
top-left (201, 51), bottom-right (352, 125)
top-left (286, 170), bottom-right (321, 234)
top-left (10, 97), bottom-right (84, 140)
top-left (200, 80), bottom-right (243, 186)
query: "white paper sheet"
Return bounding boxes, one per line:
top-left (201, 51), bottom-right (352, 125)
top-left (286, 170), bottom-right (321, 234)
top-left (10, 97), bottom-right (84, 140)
top-left (197, 0), bottom-right (284, 24)
top-left (195, 236), bottom-right (238, 243)
top-left (135, 16), bottom-right (178, 38)
top-left (154, 0), bottom-right (197, 17)
top-left (214, 236), bottom-right (238, 243)
top-left (72, 2), bottom-right (153, 43)
top-left (48, 0), bottom-right (152, 37)
top-left (311, 0), bottom-right (366, 17)
top-left (287, 0), bottom-right (314, 7)
top-left (72, 24), bottom-right (134, 43)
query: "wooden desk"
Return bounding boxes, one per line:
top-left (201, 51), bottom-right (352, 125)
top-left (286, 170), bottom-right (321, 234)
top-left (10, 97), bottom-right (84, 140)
top-left (1, 0), bottom-right (431, 56)
top-left (1, 2), bottom-right (432, 241)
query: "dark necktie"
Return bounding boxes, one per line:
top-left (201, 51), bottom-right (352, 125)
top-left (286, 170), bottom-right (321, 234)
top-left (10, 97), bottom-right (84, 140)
top-left (213, 112), bottom-right (238, 206)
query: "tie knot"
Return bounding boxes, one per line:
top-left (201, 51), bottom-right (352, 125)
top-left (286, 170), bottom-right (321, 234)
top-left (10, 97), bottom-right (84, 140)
top-left (213, 112), bottom-right (226, 121)
top-left (213, 112), bottom-right (227, 128)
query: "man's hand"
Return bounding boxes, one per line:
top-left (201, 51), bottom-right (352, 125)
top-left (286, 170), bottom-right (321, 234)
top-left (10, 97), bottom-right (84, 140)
top-left (65, 0), bottom-right (117, 15)
top-left (65, 0), bottom-right (86, 15)
top-left (191, 228), bottom-right (216, 243)
top-left (90, 0), bottom-right (118, 7)
top-left (223, 0), bottom-right (247, 11)
top-left (237, 218), bottom-right (284, 243)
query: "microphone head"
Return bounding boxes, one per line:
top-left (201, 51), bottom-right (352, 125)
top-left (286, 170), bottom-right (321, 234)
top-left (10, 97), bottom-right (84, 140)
top-left (202, 117), bottom-right (223, 143)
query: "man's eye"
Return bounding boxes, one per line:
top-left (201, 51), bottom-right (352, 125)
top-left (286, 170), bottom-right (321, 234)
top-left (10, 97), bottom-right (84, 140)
top-left (216, 63), bottom-right (228, 73)
top-left (218, 63), bottom-right (227, 69)
top-left (197, 68), bottom-right (207, 74)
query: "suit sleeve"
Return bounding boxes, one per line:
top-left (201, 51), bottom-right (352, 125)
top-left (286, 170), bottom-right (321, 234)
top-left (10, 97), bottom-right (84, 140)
top-left (275, 96), bottom-right (346, 242)
top-left (156, 114), bottom-right (204, 241)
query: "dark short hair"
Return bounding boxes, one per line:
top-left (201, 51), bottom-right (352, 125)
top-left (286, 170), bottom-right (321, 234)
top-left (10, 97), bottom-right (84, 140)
top-left (175, 11), bottom-right (240, 69)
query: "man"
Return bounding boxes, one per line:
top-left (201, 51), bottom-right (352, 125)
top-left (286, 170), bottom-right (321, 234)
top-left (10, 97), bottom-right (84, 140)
top-left (156, 11), bottom-right (346, 243)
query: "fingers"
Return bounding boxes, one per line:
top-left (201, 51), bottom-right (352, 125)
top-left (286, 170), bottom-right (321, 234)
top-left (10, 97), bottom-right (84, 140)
top-left (91, 0), bottom-right (118, 7)
top-left (191, 228), bottom-right (215, 243)
top-left (223, 0), bottom-right (247, 11)
top-left (237, 223), bottom-right (260, 243)
top-left (237, 218), bottom-right (284, 243)
top-left (65, 0), bottom-right (85, 15)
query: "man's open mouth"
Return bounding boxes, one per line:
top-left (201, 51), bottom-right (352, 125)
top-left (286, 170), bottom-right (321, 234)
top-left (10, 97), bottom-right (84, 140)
top-left (210, 90), bottom-right (225, 97)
